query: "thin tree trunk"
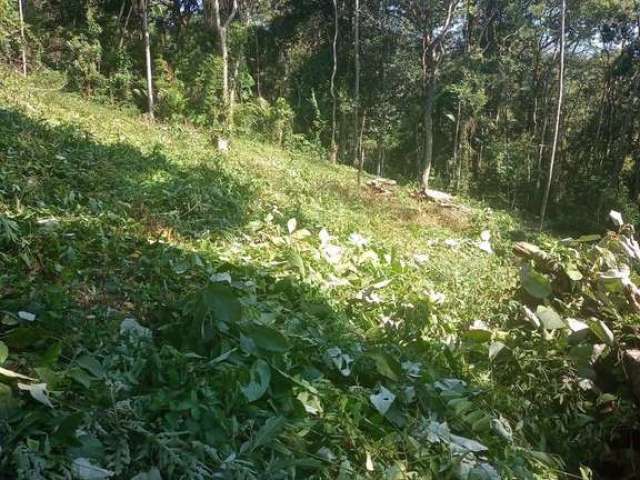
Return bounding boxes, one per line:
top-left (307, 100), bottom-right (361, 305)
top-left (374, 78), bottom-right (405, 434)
top-left (536, 109), bottom-right (549, 193)
top-left (119, 3), bottom-right (134, 49)
top-left (456, 123), bottom-right (466, 191)
top-left (377, 147), bottom-right (384, 177)
top-left (421, 77), bottom-right (434, 190)
top-left (357, 111), bottom-right (366, 185)
top-left (330, 0), bottom-right (339, 163)
top-left (229, 58), bottom-right (240, 123)
top-left (140, 0), bottom-right (154, 119)
top-left (539, 0), bottom-right (566, 230)
top-left (255, 31), bottom-right (262, 97)
top-left (212, 0), bottom-right (238, 114)
top-left (452, 100), bottom-right (462, 188)
top-left (353, 0), bottom-right (360, 168)
top-left (18, 0), bottom-right (27, 76)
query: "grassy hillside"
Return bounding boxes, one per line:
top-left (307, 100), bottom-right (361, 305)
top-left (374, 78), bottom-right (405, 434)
top-left (0, 69), bottom-right (595, 479)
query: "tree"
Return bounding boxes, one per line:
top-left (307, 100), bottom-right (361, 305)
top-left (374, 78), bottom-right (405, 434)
top-left (539, 0), bottom-right (566, 230)
top-left (209, 0), bottom-right (238, 114)
top-left (416, 0), bottom-right (462, 192)
top-left (353, 0), bottom-right (360, 173)
top-left (139, 0), bottom-right (154, 119)
top-left (17, 0), bottom-right (26, 76)
top-left (329, 0), bottom-right (339, 163)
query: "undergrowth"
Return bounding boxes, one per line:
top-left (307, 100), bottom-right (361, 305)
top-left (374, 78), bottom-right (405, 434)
top-left (0, 69), bottom-right (627, 479)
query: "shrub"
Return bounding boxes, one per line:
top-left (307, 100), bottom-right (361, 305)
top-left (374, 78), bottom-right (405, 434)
top-left (64, 34), bottom-right (104, 95)
top-left (233, 96), bottom-right (294, 145)
top-left (153, 58), bottom-right (187, 120)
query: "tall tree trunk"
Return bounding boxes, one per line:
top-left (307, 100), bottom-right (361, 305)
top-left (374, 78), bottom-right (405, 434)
top-left (539, 0), bottom-right (566, 230)
top-left (357, 111), bottom-right (366, 185)
top-left (255, 31), bottom-right (262, 97)
top-left (421, 75), bottom-right (435, 191)
top-left (119, 3), bottom-right (134, 49)
top-left (212, 0), bottom-right (238, 116)
top-left (330, 0), bottom-right (339, 163)
top-left (229, 58), bottom-right (240, 123)
top-left (451, 100), bottom-right (462, 188)
top-left (140, 0), bottom-right (154, 119)
top-left (353, 0), bottom-right (360, 168)
top-left (536, 104), bottom-right (549, 194)
top-left (18, 0), bottom-right (27, 76)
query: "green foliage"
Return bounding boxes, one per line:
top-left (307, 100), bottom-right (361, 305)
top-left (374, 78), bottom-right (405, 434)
top-left (153, 58), bottom-right (187, 120)
top-left (0, 69), bottom-right (573, 478)
top-left (104, 48), bottom-right (135, 102)
top-left (497, 217), bottom-right (640, 472)
top-left (0, 0), bottom-right (19, 64)
top-left (64, 34), bottom-right (104, 94)
top-left (189, 53), bottom-right (224, 126)
top-left (234, 96), bottom-right (294, 145)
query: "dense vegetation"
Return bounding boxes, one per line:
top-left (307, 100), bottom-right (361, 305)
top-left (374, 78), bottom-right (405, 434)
top-left (1, 0), bottom-right (640, 478)
top-left (3, 0), bottom-right (640, 230)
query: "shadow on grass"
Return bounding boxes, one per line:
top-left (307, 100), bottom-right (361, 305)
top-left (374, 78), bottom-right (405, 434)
top-left (0, 108), bottom-right (251, 240)
top-left (0, 106), bottom-right (417, 477)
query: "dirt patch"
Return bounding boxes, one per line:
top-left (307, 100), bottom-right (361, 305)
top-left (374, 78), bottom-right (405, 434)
top-left (324, 179), bottom-right (471, 233)
top-left (398, 202), bottom-right (471, 231)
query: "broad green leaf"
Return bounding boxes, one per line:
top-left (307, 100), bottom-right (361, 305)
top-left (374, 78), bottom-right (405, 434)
top-left (242, 324), bottom-right (290, 352)
top-left (131, 468), bottom-right (162, 480)
top-left (464, 321), bottom-right (492, 343)
top-left (471, 414), bottom-right (491, 433)
top-left (76, 355), bottom-right (104, 378)
top-left (568, 344), bottom-right (593, 368)
top-left (575, 234), bottom-right (601, 243)
top-left (565, 266), bottom-right (583, 281)
top-left (296, 391), bottom-right (322, 415)
top-left (448, 398), bottom-right (474, 415)
top-left (488, 341), bottom-right (506, 361)
top-left (520, 265), bottom-right (552, 299)
top-left (596, 393), bottom-right (617, 405)
top-left (598, 269), bottom-right (628, 293)
top-left (241, 359), bottom-right (271, 402)
top-left (68, 368), bottom-right (93, 389)
top-left (194, 284), bottom-right (241, 324)
top-left (0, 341), bottom-right (8, 365)
top-left (587, 318), bottom-right (614, 346)
top-left (251, 416), bottom-right (287, 451)
top-left (536, 306), bottom-right (564, 330)
top-left (367, 351), bottom-right (401, 381)
top-left (288, 250), bottom-right (306, 279)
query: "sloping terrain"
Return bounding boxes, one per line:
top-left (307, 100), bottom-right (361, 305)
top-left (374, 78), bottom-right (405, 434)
top-left (0, 70), bottom-right (574, 479)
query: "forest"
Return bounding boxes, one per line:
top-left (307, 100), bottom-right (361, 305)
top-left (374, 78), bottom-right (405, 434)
top-left (0, 0), bottom-right (640, 478)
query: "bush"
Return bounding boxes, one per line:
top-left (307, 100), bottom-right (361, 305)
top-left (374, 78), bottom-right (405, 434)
top-left (234, 97), bottom-right (294, 145)
top-left (153, 58), bottom-right (187, 120)
top-left (64, 34), bottom-right (104, 94)
top-left (188, 54), bottom-right (224, 127)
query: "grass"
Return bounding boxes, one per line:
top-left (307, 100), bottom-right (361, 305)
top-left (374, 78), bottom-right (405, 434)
top-left (0, 68), bottom-right (592, 479)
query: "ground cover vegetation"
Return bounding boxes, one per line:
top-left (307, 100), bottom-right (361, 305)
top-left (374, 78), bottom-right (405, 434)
top-left (1, 0), bottom-right (640, 478)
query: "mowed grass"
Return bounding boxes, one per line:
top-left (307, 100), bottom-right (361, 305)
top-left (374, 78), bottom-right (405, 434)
top-left (0, 69), bottom-right (562, 479)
